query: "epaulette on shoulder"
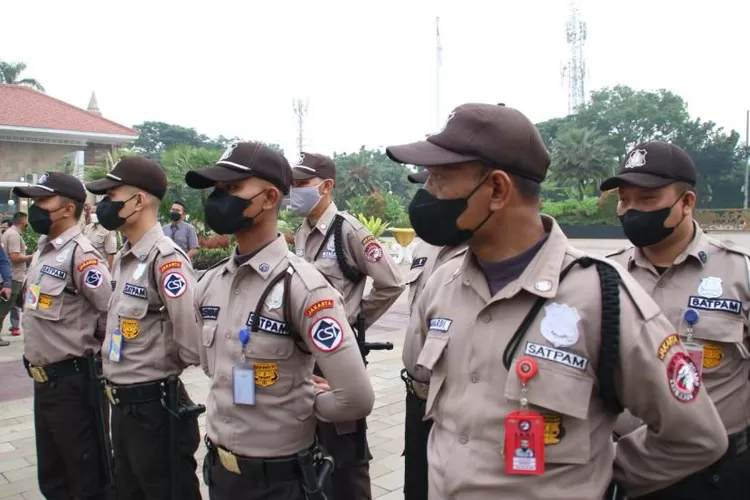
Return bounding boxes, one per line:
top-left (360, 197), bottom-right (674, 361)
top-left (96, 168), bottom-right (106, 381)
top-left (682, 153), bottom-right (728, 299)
top-left (74, 234), bottom-right (97, 254)
top-left (197, 256), bottom-right (230, 282)
top-left (156, 238), bottom-right (180, 258)
top-left (288, 254), bottom-right (329, 292)
top-left (338, 211), bottom-right (364, 231)
top-left (605, 246), bottom-right (632, 258)
top-left (711, 238), bottom-right (750, 259)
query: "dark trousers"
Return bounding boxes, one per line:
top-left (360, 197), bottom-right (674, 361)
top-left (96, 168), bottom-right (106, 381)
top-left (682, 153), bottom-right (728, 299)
top-left (205, 451), bottom-right (308, 500)
top-left (34, 372), bottom-right (110, 500)
top-left (633, 447), bottom-right (750, 500)
top-left (403, 391), bottom-right (431, 500)
top-left (316, 422), bottom-right (372, 500)
top-left (111, 386), bottom-right (200, 500)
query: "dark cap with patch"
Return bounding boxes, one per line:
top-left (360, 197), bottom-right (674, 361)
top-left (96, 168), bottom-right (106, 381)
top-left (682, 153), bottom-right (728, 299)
top-left (185, 142), bottom-right (292, 194)
top-left (85, 156), bottom-right (167, 200)
top-left (600, 141), bottom-right (697, 191)
top-left (291, 152), bottom-right (336, 181)
top-left (14, 172), bottom-right (86, 202)
top-left (387, 103), bottom-right (551, 183)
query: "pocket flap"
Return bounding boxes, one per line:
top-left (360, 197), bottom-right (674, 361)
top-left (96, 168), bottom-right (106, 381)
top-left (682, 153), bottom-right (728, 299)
top-left (681, 310), bottom-right (744, 344)
top-left (416, 333), bottom-right (449, 371)
top-left (116, 301), bottom-right (149, 320)
top-left (406, 267), bottom-right (424, 286)
top-left (39, 274), bottom-right (68, 297)
top-left (202, 324), bottom-right (217, 348)
top-left (505, 365), bottom-right (593, 420)
top-left (249, 333), bottom-right (294, 360)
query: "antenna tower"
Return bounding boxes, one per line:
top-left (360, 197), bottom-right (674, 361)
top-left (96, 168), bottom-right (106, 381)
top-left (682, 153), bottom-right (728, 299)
top-left (435, 16), bottom-right (443, 130)
top-left (292, 97), bottom-right (309, 155)
top-left (562, 0), bottom-right (587, 115)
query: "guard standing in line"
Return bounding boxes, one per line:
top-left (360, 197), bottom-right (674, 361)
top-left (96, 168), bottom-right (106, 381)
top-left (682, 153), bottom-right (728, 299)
top-left (602, 141), bottom-right (750, 499)
top-left (388, 103), bottom-right (729, 499)
top-left (186, 141), bottom-right (374, 499)
top-left (85, 157), bottom-right (202, 500)
top-left (290, 151), bottom-right (404, 500)
top-left (84, 201), bottom-right (119, 268)
top-left (400, 168), bottom-right (469, 500)
top-left (13, 173), bottom-right (113, 500)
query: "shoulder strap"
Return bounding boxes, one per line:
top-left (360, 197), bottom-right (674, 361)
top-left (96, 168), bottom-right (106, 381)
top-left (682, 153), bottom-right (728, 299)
top-left (253, 265), bottom-right (309, 353)
top-left (501, 257), bottom-right (624, 414)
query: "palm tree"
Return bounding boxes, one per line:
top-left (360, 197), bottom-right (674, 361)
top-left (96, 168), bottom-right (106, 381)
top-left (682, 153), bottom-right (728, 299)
top-left (547, 127), bottom-right (617, 200)
top-left (0, 60), bottom-right (45, 92)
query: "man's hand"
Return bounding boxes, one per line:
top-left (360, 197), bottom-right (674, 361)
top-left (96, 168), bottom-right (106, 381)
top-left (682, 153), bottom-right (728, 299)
top-left (311, 374), bottom-right (331, 392)
top-left (0, 287), bottom-right (10, 301)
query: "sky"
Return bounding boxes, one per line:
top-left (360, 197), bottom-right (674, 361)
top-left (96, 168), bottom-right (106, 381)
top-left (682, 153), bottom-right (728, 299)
top-left (3, 0), bottom-right (749, 161)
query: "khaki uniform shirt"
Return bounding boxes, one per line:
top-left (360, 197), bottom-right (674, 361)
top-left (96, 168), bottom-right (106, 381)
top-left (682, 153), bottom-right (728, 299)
top-left (22, 225), bottom-right (112, 366)
top-left (609, 223), bottom-right (750, 437)
top-left (294, 202), bottom-right (405, 327)
top-left (197, 235), bottom-right (375, 457)
top-left (405, 216), bottom-right (727, 499)
top-left (1, 225), bottom-right (26, 282)
top-left (406, 240), bottom-right (469, 312)
top-left (102, 223), bottom-right (200, 385)
top-left (84, 223), bottom-right (118, 257)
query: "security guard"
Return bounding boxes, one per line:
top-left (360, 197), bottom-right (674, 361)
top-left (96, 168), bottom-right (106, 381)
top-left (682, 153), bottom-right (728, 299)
top-left (387, 103), bottom-right (729, 499)
top-left (290, 151), bottom-right (405, 499)
top-left (84, 202), bottom-right (118, 268)
top-left (185, 141), bottom-right (375, 499)
top-left (602, 141), bottom-right (750, 499)
top-left (13, 172), bottom-right (113, 500)
top-left (85, 157), bottom-right (202, 500)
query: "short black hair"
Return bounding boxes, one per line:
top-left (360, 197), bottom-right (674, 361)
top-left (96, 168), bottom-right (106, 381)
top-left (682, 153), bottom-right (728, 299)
top-left (11, 212), bottom-right (26, 225)
top-left (172, 201), bottom-right (186, 210)
top-left (510, 174), bottom-right (541, 200)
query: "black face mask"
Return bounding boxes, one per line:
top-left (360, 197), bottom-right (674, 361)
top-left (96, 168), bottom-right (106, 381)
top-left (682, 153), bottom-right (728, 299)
top-left (408, 178), bottom-right (490, 247)
top-left (619, 194), bottom-right (686, 248)
top-left (28, 203), bottom-right (65, 235)
top-left (169, 211), bottom-right (181, 222)
top-left (96, 195), bottom-right (138, 231)
top-left (204, 189), bottom-right (266, 235)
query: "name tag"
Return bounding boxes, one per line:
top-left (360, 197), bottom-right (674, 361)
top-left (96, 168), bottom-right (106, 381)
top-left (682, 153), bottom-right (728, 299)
top-left (200, 306), bottom-right (220, 320)
top-left (688, 296), bottom-right (741, 314)
top-left (428, 318), bottom-right (452, 332)
top-left (246, 312), bottom-right (289, 335)
top-left (41, 265), bottom-right (67, 280)
top-left (524, 342), bottom-right (588, 371)
top-left (123, 283), bottom-right (148, 300)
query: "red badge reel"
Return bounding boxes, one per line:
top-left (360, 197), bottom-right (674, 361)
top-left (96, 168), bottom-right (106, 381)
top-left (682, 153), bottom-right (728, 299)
top-left (504, 356), bottom-right (545, 475)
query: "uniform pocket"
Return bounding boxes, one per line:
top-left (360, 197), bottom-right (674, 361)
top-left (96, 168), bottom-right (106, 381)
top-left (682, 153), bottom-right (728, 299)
top-left (247, 333), bottom-right (295, 395)
top-left (417, 333), bottom-right (449, 420)
top-left (28, 275), bottom-right (67, 321)
top-left (505, 364), bottom-right (593, 464)
top-left (406, 267), bottom-right (425, 309)
top-left (201, 324), bottom-right (217, 375)
top-left (678, 310), bottom-right (746, 363)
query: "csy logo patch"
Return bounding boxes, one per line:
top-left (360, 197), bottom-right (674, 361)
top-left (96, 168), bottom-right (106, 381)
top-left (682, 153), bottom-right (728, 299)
top-left (309, 316), bottom-right (343, 352)
top-left (162, 272), bottom-right (187, 298)
top-left (84, 269), bottom-right (103, 289)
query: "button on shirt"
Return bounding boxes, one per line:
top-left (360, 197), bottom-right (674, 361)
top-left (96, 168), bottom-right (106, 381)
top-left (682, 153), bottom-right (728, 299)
top-left (163, 221), bottom-right (199, 254)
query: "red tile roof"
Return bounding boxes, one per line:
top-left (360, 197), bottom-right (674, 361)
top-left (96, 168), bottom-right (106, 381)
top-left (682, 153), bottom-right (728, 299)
top-left (0, 84), bottom-right (138, 138)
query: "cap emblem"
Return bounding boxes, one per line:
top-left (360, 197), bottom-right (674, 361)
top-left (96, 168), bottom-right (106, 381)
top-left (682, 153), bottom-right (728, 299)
top-left (624, 149), bottom-right (647, 169)
top-left (38, 173), bottom-right (49, 185)
top-left (219, 143), bottom-right (238, 162)
top-left (295, 153), bottom-right (306, 166)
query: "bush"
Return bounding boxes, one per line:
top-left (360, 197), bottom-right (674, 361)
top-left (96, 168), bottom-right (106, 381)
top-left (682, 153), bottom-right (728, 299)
top-left (540, 196), bottom-right (619, 226)
top-left (23, 230), bottom-right (39, 254)
top-left (193, 247), bottom-right (232, 270)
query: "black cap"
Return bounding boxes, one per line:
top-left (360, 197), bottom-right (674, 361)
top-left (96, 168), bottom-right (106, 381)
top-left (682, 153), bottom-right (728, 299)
top-left (387, 103), bottom-right (551, 183)
top-left (14, 172), bottom-right (86, 202)
top-left (291, 152), bottom-right (336, 181)
top-left (185, 142), bottom-right (292, 194)
top-left (86, 157), bottom-right (167, 200)
top-left (600, 141), bottom-right (697, 191)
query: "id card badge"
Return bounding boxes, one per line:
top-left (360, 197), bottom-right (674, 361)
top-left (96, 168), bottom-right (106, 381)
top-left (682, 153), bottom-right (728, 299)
top-left (233, 365), bottom-right (256, 406)
top-left (684, 342), bottom-right (704, 377)
top-left (108, 330), bottom-right (123, 362)
top-left (504, 410), bottom-right (545, 475)
top-left (25, 284), bottom-right (41, 311)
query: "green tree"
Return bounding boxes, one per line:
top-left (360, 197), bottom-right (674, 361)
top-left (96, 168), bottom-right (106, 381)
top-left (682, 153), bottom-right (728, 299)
top-left (0, 60), bottom-right (44, 91)
top-left (131, 122), bottom-right (209, 160)
top-left (547, 127), bottom-right (616, 200)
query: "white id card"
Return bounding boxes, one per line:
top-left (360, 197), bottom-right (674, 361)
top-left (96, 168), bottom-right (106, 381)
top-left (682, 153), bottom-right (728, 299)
top-left (233, 365), bottom-right (256, 406)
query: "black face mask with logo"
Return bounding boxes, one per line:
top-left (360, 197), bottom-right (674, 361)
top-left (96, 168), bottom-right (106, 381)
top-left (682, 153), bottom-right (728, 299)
top-left (204, 189), bottom-right (266, 235)
top-left (619, 193), bottom-right (686, 248)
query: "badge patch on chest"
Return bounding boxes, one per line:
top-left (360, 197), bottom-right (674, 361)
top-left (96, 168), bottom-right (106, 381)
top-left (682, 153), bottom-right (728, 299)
top-left (41, 265), bottom-right (67, 280)
top-left (666, 352), bottom-right (701, 403)
top-left (687, 296), bottom-right (741, 314)
top-left (309, 316), bottom-right (343, 352)
top-left (253, 363), bottom-right (279, 387)
top-left (523, 342), bottom-right (588, 371)
top-left (702, 343), bottom-right (723, 369)
top-left (120, 319), bottom-right (140, 339)
top-left (123, 283), bottom-right (147, 300)
top-left (428, 318), bottom-right (452, 332)
top-left (697, 277), bottom-right (722, 298)
top-left (200, 306), bottom-right (220, 320)
top-left (84, 269), bottom-right (103, 289)
top-left (540, 303), bottom-right (580, 348)
top-left (542, 414), bottom-right (565, 445)
top-left (295, 249), bottom-right (304, 257)
top-left (411, 257), bottom-right (428, 270)
top-left (245, 312), bottom-right (289, 335)
top-left (38, 294), bottom-right (53, 309)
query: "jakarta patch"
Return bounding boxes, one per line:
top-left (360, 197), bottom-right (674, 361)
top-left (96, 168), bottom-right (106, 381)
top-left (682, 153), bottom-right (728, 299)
top-left (159, 261), bottom-right (182, 273)
top-left (162, 271), bottom-right (187, 298)
top-left (253, 362), bottom-right (279, 387)
top-left (361, 235), bottom-right (375, 246)
top-left (305, 299), bottom-right (334, 318)
top-left (120, 318), bottom-right (140, 339)
top-left (658, 334), bottom-right (680, 360)
top-left (77, 258), bottom-right (98, 272)
top-left (364, 242), bottom-right (383, 263)
top-left (84, 268), bottom-right (103, 289)
top-left (667, 352), bottom-right (701, 403)
top-left (309, 316), bottom-right (344, 352)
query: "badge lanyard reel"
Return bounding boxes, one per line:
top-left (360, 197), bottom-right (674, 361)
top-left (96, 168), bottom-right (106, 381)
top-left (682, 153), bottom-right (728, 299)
top-left (505, 356), bottom-right (545, 476)
top-left (682, 309), bottom-right (703, 376)
top-left (233, 327), bottom-right (257, 406)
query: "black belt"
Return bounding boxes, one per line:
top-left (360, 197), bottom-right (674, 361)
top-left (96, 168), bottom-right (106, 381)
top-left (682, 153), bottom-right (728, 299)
top-left (401, 368), bottom-right (429, 400)
top-left (725, 426), bottom-right (749, 457)
top-left (23, 355), bottom-right (86, 384)
top-left (104, 379), bottom-right (168, 406)
top-left (205, 437), bottom-right (304, 481)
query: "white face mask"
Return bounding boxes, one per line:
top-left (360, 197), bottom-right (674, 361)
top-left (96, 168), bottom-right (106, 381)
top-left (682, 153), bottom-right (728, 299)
top-left (290, 183), bottom-right (323, 216)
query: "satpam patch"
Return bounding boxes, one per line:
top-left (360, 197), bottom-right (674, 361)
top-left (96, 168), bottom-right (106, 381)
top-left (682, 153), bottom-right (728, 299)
top-left (667, 352), bottom-right (701, 403)
top-left (254, 362), bottom-right (279, 387)
top-left (305, 299), bottom-right (334, 317)
top-left (41, 265), bottom-right (67, 280)
top-left (77, 259), bottom-right (98, 272)
top-left (162, 271), bottom-right (187, 298)
top-left (120, 319), bottom-right (140, 339)
top-left (524, 342), bottom-right (588, 371)
top-left (687, 296), bottom-right (741, 315)
top-left (658, 334), bottom-right (680, 360)
top-left (309, 316), bottom-right (344, 352)
top-left (84, 269), bottom-right (103, 289)
top-left (364, 242), bottom-right (383, 263)
top-left (159, 261), bottom-right (182, 273)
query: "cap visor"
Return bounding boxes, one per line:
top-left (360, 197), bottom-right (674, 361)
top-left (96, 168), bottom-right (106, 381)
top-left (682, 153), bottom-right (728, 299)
top-left (12, 186), bottom-right (56, 198)
top-left (185, 164), bottom-right (252, 189)
top-left (85, 178), bottom-right (122, 195)
top-left (386, 140), bottom-right (479, 166)
top-left (292, 168), bottom-right (317, 181)
top-left (600, 172), bottom-right (674, 191)
top-left (407, 170), bottom-right (429, 184)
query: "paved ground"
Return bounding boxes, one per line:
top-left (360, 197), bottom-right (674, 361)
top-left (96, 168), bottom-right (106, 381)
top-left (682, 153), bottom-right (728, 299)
top-left (0, 233), bottom-right (744, 499)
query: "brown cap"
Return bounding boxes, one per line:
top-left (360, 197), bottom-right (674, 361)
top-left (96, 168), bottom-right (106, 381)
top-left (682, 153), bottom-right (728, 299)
top-left (407, 170), bottom-right (429, 184)
top-left (86, 156), bottom-right (167, 200)
top-left (291, 152), bottom-right (336, 181)
top-left (14, 172), bottom-right (86, 202)
top-left (386, 103), bottom-right (551, 183)
top-left (185, 142), bottom-right (292, 194)
top-left (600, 141), bottom-right (697, 191)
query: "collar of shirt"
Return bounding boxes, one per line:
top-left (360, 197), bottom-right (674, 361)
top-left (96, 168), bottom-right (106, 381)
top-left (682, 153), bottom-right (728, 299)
top-left (309, 201), bottom-right (338, 235)
top-left (631, 221), bottom-right (707, 271)
top-left (222, 234), bottom-right (288, 280)
top-left (41, 224), bottom-right (82, 253)
top-left (122, 222), bottom-right (163, 261)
